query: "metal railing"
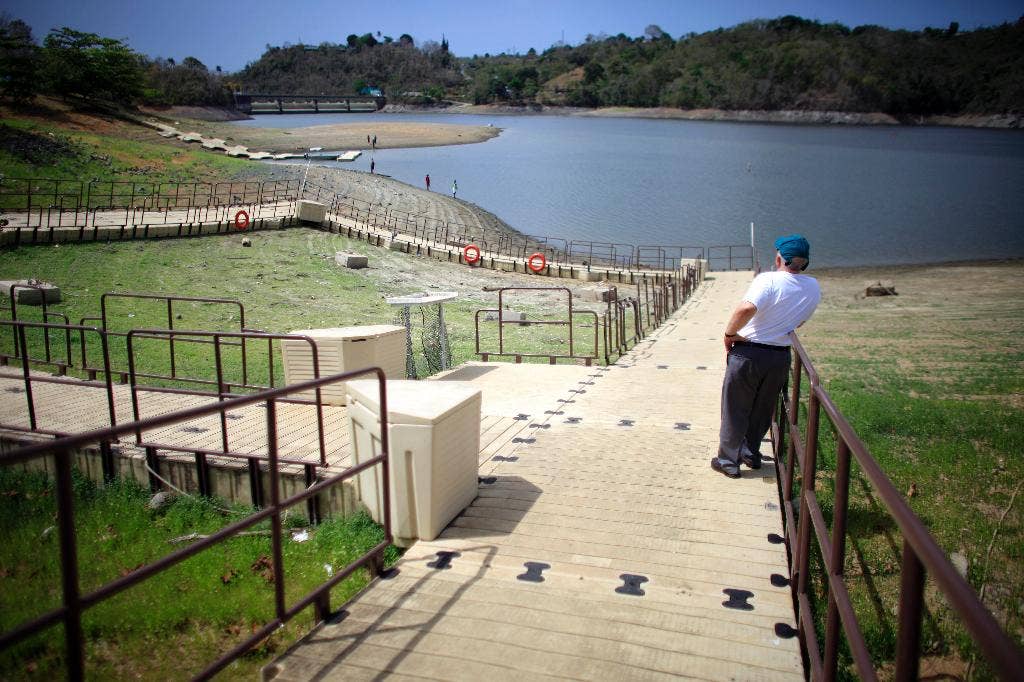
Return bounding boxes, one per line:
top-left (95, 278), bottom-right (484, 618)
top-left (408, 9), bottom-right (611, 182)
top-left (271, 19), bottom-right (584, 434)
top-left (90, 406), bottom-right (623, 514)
top-left (772, 334), bottom-right (1024, 681)
top-left (125, 328), bottom-right (329, 465)
top-left (474, 268), bottom-right (698, 366)
top-left (0, 178), bottom-right (299, 212)
top-left (708, 244), bottom-right (755, 271)
top-left (0, 178), bottom-right (299, 235)
top-left (77, 292), bottom-right (257, 386)
top-left (0, 320), bottom-right (116, 438)
top-left (474, 287), bottom-right (600, 365)
top-left (0, 283), bottom-right (72, 374)
top-left (308, 182), bottom-right (752, 273)
top-left (1, 174), bottom-right (754, 271)
top-left (0, 368), bottom-right (392, 682)
top-left (0, 315), bottom-right (339, 498)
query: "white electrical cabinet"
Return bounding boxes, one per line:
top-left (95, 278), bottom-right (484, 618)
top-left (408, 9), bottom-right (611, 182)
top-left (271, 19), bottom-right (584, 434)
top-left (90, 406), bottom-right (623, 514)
top-left (346, 379), bottom-right (481, 547)
top-left (281, 325), bottom-right (406, 404)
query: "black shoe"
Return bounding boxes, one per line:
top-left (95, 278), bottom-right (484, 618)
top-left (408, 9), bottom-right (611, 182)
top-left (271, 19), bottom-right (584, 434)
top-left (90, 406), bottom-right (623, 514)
top-left (711, 458), bottom-right (741, 479)
top-left (741, 454), bottom-right (762, 470)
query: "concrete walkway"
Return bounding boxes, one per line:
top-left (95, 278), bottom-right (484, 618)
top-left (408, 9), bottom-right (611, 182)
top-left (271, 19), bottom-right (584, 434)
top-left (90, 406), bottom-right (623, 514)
top-left (267, 270), bottom-right (803, 681)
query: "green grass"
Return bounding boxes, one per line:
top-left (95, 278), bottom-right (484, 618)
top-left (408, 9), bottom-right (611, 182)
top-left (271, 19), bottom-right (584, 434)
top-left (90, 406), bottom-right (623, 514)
top-left (0, 229), bottom-right (609, 398)
top-left (796, 263), bottom-right (1024, 679)
top-left (0, 467), bottom-right (399, 680)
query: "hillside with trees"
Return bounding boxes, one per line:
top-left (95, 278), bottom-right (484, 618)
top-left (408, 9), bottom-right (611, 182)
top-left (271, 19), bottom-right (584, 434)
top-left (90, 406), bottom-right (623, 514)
top-left (235, 16), bottom-right (1024, 118)
top-left (1, 14), bottom-right (1022, 118)
top-left (466, 16), bottom-right (1024, 116)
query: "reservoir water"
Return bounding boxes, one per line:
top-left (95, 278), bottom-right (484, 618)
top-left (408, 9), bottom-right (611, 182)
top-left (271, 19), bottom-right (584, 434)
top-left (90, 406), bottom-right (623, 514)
top-left (235, 113), bottom-right (1024, 268)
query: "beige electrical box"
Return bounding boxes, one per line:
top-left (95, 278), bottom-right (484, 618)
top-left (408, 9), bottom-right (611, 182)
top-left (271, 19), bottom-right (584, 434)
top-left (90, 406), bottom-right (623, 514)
top-left (346, 379), bottom-right (481, 547)
top-left (281, 325), bottom-right (406, 404)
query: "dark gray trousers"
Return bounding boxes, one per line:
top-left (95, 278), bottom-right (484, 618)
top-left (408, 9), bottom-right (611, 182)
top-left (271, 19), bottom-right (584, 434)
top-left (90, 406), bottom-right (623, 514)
top-left (716, 344), bottom-right (791, 472)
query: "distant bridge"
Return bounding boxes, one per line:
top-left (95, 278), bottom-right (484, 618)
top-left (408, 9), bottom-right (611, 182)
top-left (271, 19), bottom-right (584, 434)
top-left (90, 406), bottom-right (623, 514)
top-left (233, 92), bottom-right (386, 115)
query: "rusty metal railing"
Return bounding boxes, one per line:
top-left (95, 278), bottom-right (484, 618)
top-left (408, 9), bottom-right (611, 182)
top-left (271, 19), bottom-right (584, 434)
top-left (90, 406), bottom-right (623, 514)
top-left (707, 244), bottom-right (754, 271)
top-left (307, 182), bottom-right (751, 273)
top-left (0, 320), bottom-right (116, 438)
top-left (0, 283), bottom-right (72, 374)
top-left (125, 329), bottom-right (329, 465)
top-left (0, 178), bottom-right (299, 238)
top-left (0, 317), bottom-right (337, 490)
top-left (0, 367), bottom-right (391, 682)
top-left (78, 292), bottom-right (256, 386)
top-left (0, 178), bottom-right (299, 212)
top-left (474, 287), bottom-right (600, 365)
top-left (772, 334), bottom-right (1024, 681)
top-left (473, 269), bottom-right (698, 366)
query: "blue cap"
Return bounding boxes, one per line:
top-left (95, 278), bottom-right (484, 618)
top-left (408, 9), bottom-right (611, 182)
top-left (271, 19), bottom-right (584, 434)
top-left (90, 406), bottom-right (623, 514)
top-left (774, 234), bottom-right (810, 264)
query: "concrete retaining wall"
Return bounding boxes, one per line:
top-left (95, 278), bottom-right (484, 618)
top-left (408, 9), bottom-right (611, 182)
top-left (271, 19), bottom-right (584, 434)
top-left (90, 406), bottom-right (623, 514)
top-left (0, 433), bottom-right (361, 522)
top-left (0, 216), bottom-right (296, 247)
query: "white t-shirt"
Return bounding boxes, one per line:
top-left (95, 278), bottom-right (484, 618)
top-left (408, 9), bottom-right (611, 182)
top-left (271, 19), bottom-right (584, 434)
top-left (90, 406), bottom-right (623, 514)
top-left (738, 271), bottom-right (821, 346)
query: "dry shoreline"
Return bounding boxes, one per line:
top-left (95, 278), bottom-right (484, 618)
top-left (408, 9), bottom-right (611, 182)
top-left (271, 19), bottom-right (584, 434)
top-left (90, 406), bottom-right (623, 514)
top-left (154, 117), bottom-right (501, 154)
top-left (384, 102), bottom-right (1022, 129)
top-left (147, 102), bottom-right (1021, 131)
top-left (260, 164), bottom-right (523, 246)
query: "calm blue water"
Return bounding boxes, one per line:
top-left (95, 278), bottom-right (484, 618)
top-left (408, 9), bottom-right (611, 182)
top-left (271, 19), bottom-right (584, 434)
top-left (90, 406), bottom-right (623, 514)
top-left (234, 113), bottom-right (1024, 268)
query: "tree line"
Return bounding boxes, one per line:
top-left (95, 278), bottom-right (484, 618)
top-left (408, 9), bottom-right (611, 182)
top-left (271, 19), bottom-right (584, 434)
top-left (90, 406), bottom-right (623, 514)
top-left (465, 16), bottom-right (1024, 115)
top-left (0, 18), bottom-right (233, 106)
top-left (2, 14), bottom-right (1022, 117)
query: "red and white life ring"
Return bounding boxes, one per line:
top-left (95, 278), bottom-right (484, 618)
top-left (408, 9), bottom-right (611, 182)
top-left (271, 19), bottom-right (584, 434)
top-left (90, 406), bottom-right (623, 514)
top-left (463, 243), bottom-right (481, 264)
top-left (234, 210), bottom-right (250, 230)
top-left (527, 252), bottom-right (547, 273)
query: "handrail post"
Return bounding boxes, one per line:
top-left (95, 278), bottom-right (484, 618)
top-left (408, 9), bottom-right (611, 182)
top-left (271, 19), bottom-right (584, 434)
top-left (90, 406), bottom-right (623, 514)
top-left (823, 439), bottom-right (852, 681)
top-left (894, 541), bottom-right (925, 682)
top-left (55, 449), bottom-right (84, 682)
top-left (167, 299), bottom-right (176, 378)
top-left (795, 390), bottom-right (821, 625)
top-left (265, 398), bottom-right (287, 620)
top-left (18, 325), bottom-right (36, 430)
top-left (785, 354), bottom-right (804, 504)
top-left (100, 330), bottom-right (117, 429)
top-left (214, 335), bottom-right (230, 453)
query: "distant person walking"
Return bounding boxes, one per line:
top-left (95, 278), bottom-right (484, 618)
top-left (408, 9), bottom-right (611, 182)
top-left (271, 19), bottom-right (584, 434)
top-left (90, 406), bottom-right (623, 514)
top-left (372, 135), bottom-right (377, 149)
top-left (425, 174), bottom-right (431, 191)
top-left (711, 234), bottom-right (821, 479)
top-left (367, 134), bottom-right (371, 146)
top-left (370, 159), bottom-right (375, 174)
top-left (451, 179), bottom-right (458, 198)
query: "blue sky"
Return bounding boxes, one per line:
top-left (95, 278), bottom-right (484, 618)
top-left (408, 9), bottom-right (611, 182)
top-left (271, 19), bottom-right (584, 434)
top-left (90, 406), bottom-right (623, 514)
top-left (4, 0), bottom-right (1022, 72)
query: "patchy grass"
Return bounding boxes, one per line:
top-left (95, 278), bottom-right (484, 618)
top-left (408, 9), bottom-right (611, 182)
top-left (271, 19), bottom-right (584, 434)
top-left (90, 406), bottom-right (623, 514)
top-left (0, 228), bottom-right (608, 396)
top-left (0, 116), bottom-right (253, 187)
top-left (0, 467), bottom-right (399, 680)
top-left (797, 260), bottom-right (1024, 679)
top-left (0, 99), bottom-right (261, 200)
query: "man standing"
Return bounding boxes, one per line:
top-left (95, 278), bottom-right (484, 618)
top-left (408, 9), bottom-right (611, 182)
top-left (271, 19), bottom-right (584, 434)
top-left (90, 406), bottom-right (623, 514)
top-left (712, 234), bottom-right (821, 478)
top-left (425, 174), bottom-right (431, 191)
top-left (451, 178), bottom-right (458, 198)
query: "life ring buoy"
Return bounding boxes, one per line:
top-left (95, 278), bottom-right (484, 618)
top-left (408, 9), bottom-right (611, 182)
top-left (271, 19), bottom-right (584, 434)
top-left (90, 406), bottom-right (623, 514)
top-left (463, 244), bottom-right (481, 264)
top-left (527, 252), bottom-right (547, 273)
top-left (234, 210), bottom-right (250, 230)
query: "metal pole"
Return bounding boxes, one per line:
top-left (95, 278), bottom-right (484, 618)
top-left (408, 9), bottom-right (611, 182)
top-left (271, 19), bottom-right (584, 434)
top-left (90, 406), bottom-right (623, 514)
top-left (438, 303), bottom-right (450, 371)
top-left (750, 222), bottom-right (756, 270)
